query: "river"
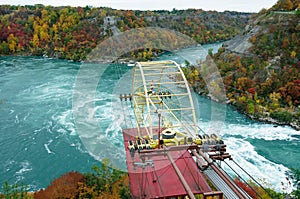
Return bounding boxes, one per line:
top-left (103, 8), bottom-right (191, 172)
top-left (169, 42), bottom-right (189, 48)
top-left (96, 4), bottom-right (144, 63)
top-left (0, 43), bottom-right (299, 193)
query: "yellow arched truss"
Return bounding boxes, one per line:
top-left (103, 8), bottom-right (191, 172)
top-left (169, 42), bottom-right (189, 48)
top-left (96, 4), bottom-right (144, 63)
top-left (132, 60), bottom-right (197, 140)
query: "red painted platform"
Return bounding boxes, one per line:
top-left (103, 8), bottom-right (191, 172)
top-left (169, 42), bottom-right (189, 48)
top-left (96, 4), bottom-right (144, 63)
top-left (123, 128), bottom-right (212, 199)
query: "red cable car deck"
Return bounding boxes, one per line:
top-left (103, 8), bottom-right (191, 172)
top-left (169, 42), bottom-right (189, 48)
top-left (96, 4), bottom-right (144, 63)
top-left (123, 128), bottom-right (213, 199)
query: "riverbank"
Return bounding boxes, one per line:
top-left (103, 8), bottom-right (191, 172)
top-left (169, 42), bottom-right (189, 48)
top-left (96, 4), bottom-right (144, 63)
top-left (197, 91), bottom-right (300, 131)
top-left (205, 9), bottom-right (300, 131)
top-left (233, 103), bottom-right (300, 131)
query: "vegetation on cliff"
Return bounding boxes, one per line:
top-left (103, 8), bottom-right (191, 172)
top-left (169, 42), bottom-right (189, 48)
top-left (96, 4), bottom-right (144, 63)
top-left (271, 0), bottom-right (300, 11)
top-left (0, 159), bottom-right (130, 199)
top-left (2, 167), bottom-right (300, 198)
top-left (186, 0), bottom-right (300, 129)
top-left (0, 4), bottom-right (251, 61)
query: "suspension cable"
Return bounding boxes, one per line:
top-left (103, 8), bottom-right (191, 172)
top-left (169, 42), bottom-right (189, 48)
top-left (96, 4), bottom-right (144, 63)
top-left (221, 160), bottom-right (263, 199)
top-left (231, 159), bottom-right (273, 198)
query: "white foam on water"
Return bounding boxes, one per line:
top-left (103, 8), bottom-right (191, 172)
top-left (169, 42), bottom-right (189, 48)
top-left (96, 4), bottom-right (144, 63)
top-left (15, 114), bottom-right (19, 124)
top-left (94, 102), bottom-right (114, 121)
top-left (95, 100), bottom-right (123, 141)
top-left (104, 112), bottom-right (124, 146)
top-left (223, 137), bottom-right (294, 193)
top-left (23, 112), bottom-right (30, 121)
top-left (74, 142), bottom-right (88, 154)
top-left (4, 160), bottom-right (15, 172)
top-left (57, 128), bottom-right (67, 134)
top-left (16, 161), bottom-right (32, 175)
top-left (223, 123), bottom-right (300, 141)
top-left (19, 82), bottom-right (67, 102)
top-left (44, 139), bottom-right (55, 154)
top-left (199, 120), bottom-right (296, 193)
top-left (33, 126), bottom-right (46, 134)
top-left (52, 109), bottom-right (76, 136)
top-left (73, 93), bottom-right (127, 170)
top-left (94, 96), bottom-right (122, 126)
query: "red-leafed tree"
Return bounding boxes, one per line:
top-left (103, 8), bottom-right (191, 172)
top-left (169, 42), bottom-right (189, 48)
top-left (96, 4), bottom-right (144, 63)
top-left (34, 171), bottom-right (85, 199)
top-left (234, 178), bottom-right (257, 199)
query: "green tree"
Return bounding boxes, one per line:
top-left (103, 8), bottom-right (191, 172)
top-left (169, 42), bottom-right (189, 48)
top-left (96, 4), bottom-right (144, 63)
top-left (1, 181), bottom-right (32, 199)
top-left (291, 169), bottom-right (300, 198)
top-left (270, 110), bottom-right (293, 123)
top-left (247, 102), bottom-right (255, 114)
top-left (208, 48), bottom-right (213, 57)
top-left (0, 41), bottom-right (10, 54)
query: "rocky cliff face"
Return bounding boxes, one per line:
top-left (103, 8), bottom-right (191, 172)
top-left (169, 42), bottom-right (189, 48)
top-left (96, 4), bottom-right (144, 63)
top-left (223, 9), bottom-right (299, 57)
top-left (201, 7), bottom-right (300, 129)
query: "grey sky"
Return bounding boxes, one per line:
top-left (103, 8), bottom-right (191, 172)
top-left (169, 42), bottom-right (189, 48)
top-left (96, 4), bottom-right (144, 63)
top-left (1, 0), bottom-right (278, 12)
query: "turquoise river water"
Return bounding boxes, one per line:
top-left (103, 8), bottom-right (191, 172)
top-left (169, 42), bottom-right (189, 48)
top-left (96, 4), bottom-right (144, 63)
top-left (0, 44), bottom-right (299, 193)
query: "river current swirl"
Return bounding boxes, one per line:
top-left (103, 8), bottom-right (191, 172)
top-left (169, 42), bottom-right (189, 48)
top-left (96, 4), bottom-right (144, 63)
top-left (0, 44), bottom-right (299, 192)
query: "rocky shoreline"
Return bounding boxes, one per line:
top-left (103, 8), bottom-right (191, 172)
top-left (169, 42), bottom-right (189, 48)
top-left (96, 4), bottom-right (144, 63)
top-left (199, 91), bottom-right (300, 131)
top-left (244, 112), bottom-right (300, 131)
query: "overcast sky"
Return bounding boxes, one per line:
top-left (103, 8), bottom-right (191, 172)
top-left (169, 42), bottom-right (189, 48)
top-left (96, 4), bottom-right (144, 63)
top-left (0, 0), bottom-right (278, 12)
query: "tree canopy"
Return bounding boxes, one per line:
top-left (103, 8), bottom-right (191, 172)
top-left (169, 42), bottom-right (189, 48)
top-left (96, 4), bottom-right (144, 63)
top-left (0, 5), bottom-right (251, 61)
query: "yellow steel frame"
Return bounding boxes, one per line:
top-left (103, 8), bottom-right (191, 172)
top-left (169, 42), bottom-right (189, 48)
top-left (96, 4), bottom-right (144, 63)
top-left (132, 60), bottom-right (197, 139)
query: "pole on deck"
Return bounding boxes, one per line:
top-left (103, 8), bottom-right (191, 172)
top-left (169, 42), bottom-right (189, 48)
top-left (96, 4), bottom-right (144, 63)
top-left (158, 113), bottom-right (161, 149)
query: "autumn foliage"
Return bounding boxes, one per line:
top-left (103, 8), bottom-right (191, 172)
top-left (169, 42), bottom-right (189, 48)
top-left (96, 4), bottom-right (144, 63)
top-left (33, 160), bottom-right (130, 199)
top-left (34, 171), bottom-right (85, 199)
top-left (0, 4), bottom-right (251, 61)
top-left (272, 0), bottom-right (299, 11)
top-left (186, 0), bottom-right (300, 127)
top-left (234, 178), bottom-right (258, 198)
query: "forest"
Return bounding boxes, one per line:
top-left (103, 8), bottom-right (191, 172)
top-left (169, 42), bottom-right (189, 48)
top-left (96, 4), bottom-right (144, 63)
top-left (184, 0), bottom-right (300, 129)
top-left (0, 160), bottom-right (130, 199)
top-left (0, 4), bottom-right (251, 61)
